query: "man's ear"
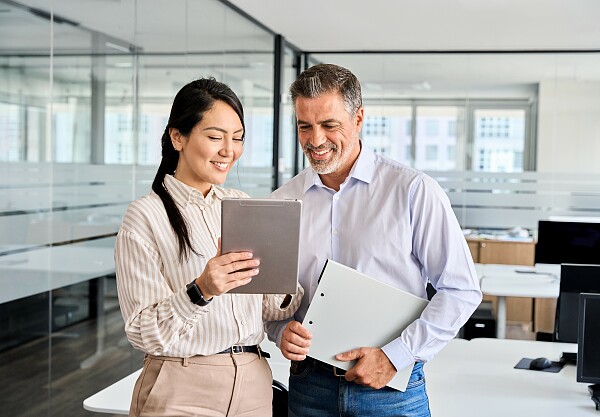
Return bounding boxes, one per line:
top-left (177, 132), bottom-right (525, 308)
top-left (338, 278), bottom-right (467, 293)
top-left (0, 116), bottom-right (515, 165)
top-left (169, 128), bottom-right (183, 151)
top-left (355, 106), bottom-right (365, 131)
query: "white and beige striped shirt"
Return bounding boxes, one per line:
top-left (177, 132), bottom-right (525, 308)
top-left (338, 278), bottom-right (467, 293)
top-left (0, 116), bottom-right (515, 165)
top-left (115, 174), bottom-right (302, 357)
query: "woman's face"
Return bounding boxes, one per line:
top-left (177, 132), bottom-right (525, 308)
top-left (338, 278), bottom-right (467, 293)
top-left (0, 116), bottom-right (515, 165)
top-left (170, 100), bottom-right (244, 196)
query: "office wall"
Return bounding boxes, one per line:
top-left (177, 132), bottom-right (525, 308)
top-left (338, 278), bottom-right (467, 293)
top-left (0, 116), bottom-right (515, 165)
top-left (537, 79), bottom-right (600, 174)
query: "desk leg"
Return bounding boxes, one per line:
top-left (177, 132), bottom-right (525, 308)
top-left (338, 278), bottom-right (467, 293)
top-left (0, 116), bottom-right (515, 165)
top-left (496, 296), bottom-right (506, 339)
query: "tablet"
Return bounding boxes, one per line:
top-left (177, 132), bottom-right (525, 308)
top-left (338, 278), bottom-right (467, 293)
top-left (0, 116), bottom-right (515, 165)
top-left (221, 198), bottom-right (301, 294)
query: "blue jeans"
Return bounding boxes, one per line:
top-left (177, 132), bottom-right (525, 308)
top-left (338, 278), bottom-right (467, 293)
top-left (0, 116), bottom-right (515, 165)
top-left (288, 359), bottom-right (430, 417)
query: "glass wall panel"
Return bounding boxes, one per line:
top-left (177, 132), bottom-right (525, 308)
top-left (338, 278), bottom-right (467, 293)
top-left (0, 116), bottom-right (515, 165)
top-left (308, 52), bottom-right (600, 230)
top-left (0, 0), bottom-right (276, 415)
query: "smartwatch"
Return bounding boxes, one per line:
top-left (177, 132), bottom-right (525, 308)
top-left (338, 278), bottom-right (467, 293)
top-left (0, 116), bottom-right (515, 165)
top-left (186, 281), bottom-right (212, 306)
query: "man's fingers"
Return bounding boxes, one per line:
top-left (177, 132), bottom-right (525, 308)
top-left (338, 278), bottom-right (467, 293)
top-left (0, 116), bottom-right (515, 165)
top-left (288, 321), bottom-right (313, 340)
top-left (336, 349), bottom-right (362, 362)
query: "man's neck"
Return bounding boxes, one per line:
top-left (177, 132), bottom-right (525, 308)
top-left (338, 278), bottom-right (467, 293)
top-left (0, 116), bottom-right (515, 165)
top-left (319, 170), bottom-right (350, 192)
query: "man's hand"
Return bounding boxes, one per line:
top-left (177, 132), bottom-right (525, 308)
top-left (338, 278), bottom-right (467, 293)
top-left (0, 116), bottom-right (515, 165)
top-left (336, 347), bottom-right (397, 389)
top-left (280, 321), bottom-right (312, 361)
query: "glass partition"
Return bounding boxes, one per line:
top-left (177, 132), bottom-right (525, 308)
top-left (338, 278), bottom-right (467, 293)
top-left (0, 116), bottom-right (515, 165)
top-left (308, 52), bottom-right (600, 230)
top-left (0, 0), bottom-right (277, 415)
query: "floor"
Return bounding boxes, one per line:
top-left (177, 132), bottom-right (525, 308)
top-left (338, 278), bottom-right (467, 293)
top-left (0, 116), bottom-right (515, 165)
top-left (0, 279), bottom-right (143, 417)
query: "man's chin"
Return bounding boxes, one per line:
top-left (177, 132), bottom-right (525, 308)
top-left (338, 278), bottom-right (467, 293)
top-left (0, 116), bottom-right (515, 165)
top-left (310, 160), bottom-right (336, 175)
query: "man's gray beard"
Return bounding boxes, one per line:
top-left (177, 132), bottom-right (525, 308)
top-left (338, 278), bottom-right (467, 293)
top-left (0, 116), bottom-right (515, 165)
top-left (304, 140), bottom-right (355, 175)
top-left (308, 152), bottom-right (343, 174)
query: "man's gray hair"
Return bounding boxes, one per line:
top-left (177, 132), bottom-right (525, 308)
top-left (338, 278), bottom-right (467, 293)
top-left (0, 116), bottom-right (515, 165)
top-left (290, 63), bottom-right (362, 116)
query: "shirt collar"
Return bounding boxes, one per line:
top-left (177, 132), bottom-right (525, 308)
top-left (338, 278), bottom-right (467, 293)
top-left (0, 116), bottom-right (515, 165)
top-left (302, 142), bottom-right (375, 194)
top-left (164, 174), bottom-right (224, 208)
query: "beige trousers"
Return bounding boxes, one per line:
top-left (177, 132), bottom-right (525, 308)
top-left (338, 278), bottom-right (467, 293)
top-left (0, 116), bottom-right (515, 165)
top-left (130, 352), bottom-right (273, 417)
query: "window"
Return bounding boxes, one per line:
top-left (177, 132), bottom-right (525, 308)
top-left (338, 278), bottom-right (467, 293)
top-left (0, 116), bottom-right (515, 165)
top-left (425, 119), bottom-right (439, 137)
top-left (363, 100), bottom-right (531, 172)
top-left (425, 145), bottom-right (438, 161)
top-left (360, 105), bottom-right (412, 166)
top-left (473, 108), bottom-right (527, 173)
top-left (415, 106), bottom-right (461, 171)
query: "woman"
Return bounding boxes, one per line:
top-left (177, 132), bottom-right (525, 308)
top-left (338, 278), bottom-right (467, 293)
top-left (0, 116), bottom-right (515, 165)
top-left (115, 78), bottom-right (302, 417)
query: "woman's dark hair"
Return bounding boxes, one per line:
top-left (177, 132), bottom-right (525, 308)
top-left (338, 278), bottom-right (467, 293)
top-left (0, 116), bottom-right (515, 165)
top-left (152, 77), bottom-right (245, 261)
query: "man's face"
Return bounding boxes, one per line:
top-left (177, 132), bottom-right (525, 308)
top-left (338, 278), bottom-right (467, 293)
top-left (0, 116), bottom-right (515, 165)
top-left (295, 91), bottom-right (363, 175)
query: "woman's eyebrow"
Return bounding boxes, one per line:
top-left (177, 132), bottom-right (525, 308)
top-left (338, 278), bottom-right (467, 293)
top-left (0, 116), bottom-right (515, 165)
top-left (202, 126), bottom-right (244, 134)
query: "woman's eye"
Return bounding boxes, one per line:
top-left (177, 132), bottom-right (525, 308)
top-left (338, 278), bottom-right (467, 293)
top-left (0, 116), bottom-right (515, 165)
top-left (233, 138), bottom-right (244, 142)
top-left (209, 136), bottom-right (221, 141)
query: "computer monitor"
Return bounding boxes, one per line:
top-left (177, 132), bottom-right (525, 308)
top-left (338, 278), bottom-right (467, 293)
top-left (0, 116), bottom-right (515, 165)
top-left (577, 293), bottom-right (600, 384)
top-left (555, 264), bottom-right (600, 343)
top-left (535, 220), bottom-right (600, 265)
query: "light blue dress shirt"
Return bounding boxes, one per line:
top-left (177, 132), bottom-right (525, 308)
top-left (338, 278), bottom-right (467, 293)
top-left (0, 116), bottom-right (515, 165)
top-left (267, 144), bottom-right (482, 372)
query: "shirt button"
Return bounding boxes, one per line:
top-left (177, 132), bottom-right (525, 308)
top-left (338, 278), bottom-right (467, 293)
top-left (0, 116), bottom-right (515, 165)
top-left (333, 195), bottom-right (339, 200)
top-left (241, 320), bottom-right (247, 326)
top-left (333, 229), bottom-right (338, 235)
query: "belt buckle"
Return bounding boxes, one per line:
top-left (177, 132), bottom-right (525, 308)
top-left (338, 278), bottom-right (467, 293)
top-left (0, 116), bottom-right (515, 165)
top-left (231, 345), bottom-right (243, 354)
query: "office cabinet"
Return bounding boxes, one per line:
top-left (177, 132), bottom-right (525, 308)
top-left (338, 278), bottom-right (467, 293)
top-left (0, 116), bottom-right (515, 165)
top-left (467, 239), bottom-right (535, 325)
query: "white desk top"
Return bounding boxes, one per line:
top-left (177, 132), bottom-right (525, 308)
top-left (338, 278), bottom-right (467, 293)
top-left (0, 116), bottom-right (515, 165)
top-left (476, 263), bottom-right (560, 299)
top-left (84, 338), bottom-right (597, 416)
top-left (0, 240), bottom-right (115, 303)
top-left (427, 338), bottom-right (595, 416)
top-left (480, 275), bottom-right (559, 298)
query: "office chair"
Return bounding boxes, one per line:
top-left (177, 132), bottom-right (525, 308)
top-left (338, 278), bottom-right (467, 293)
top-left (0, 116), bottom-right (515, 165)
top-left (272, 380), bottom-right (288, 417)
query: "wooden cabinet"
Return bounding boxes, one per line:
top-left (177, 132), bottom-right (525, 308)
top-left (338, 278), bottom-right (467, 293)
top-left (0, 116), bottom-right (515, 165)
top-left (467, 239), bottom-right (535, 324)
top-left (467, 238), bottom-right (556, 334)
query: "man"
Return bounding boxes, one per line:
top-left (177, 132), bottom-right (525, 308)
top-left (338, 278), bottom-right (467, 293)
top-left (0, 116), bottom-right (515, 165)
top-left (267, 63), bottom-right (482, 417)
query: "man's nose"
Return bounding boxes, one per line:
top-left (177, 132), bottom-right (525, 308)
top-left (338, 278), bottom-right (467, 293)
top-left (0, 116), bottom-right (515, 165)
top-left (308, 127), bottom-right (327, 147)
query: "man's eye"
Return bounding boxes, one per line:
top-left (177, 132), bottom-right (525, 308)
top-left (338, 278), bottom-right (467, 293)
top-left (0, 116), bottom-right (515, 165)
top-left (323, 124), bottom-right (337, 129)
top-left (233, 138), bottom-right (244, 142)
top-left (298, 125), bottom-right (310, 131)
top-left (209, 136), bottom-right (221, 140)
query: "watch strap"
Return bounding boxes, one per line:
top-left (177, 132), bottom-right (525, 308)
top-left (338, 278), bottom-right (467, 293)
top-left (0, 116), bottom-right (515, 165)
top-left (186, 281), bottom-right (212, 306)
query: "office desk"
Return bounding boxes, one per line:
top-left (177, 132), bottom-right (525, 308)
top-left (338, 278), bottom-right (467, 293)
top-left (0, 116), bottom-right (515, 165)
top-left (427, 338), bottom-right (595, 416)
top-left (477, 264), bottom-right (560, 338)
top-left (0, 241), bottom-right (115, 304)
top-left (85, 338), bottom-right (596, 416)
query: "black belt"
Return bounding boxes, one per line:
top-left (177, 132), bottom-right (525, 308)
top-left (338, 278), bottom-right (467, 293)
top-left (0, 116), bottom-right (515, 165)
top-left (217, 345), bottom-right (270, 358)
top-left (304, 356), bottom-right (346, 377)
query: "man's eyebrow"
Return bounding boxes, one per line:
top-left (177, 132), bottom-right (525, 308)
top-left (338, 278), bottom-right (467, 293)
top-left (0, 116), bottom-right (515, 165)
top-left (296, 118), bottom-right (340, 125)
top-left (202, 126), bottom-right (244, 134)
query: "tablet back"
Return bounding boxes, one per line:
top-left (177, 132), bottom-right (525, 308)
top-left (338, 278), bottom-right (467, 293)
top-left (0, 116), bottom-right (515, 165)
top-left (221, 198), bottom-right (301, 294)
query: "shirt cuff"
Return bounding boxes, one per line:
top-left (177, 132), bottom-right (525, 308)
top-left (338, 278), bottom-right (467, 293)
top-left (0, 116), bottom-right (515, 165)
top-left (381, 338), bottom-right (415, 372)
top-left (172, 286), bottom-right (209, 322)
top-left (266, 319), bottom-right (290, 347)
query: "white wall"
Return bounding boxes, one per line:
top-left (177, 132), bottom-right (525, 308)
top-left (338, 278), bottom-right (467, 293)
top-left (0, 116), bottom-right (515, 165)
top-left (537, 80), bottom-right (600, 174)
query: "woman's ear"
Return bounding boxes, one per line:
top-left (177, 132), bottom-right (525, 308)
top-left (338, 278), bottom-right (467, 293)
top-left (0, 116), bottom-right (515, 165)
top-left (170, 128), bottom-right (183, 151)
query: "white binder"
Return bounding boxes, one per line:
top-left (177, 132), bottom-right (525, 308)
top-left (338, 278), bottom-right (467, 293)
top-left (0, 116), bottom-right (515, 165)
top-left (303, 259), bottom-right (429, 391)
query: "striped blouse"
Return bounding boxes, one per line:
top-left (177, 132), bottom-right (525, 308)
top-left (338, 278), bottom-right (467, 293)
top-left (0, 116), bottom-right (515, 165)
top-left (115, 174), bottom-right (302, 357)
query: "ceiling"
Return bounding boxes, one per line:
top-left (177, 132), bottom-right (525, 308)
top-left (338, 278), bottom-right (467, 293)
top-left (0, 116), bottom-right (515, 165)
top-left (2, 0), bottom-right (600, 100)
top-left (227, 0), bottom-right (600, 52)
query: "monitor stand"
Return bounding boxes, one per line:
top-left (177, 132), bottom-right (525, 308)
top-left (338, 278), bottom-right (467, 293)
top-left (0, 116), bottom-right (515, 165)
top-left (590, 384), bottom-right (600, 411)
